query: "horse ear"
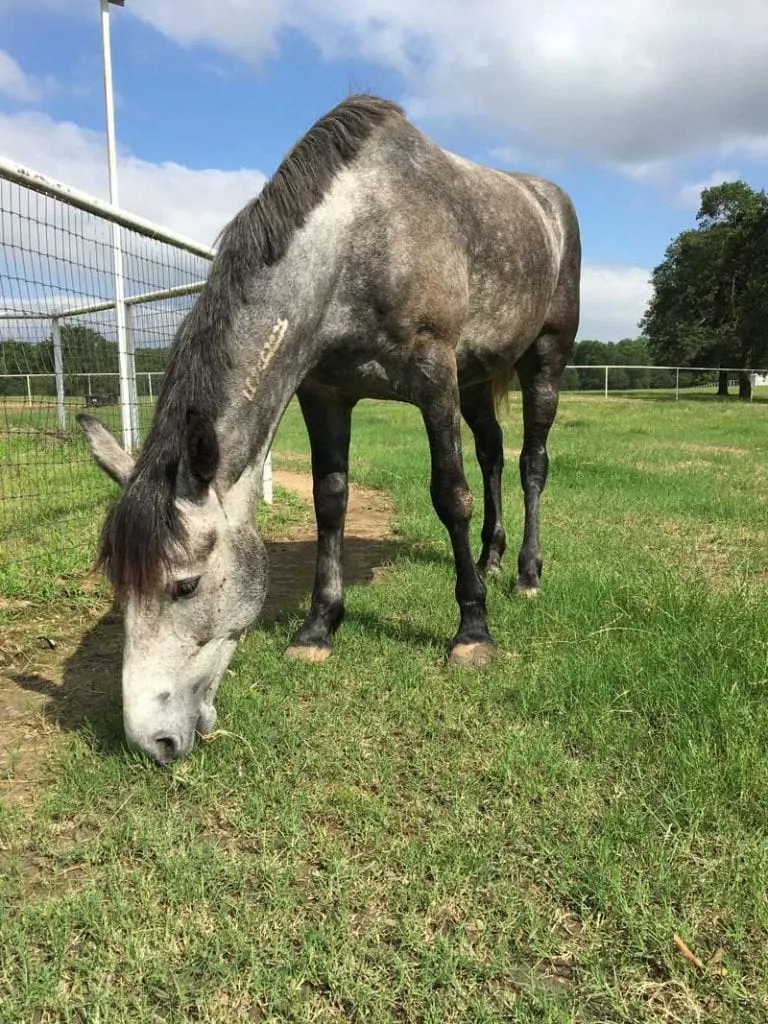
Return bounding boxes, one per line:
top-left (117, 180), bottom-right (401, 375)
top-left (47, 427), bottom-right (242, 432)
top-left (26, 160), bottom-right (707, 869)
top-left (179, 408), bottom-right (219, 497)
top-left (76, 413), bottom-right (135, 487)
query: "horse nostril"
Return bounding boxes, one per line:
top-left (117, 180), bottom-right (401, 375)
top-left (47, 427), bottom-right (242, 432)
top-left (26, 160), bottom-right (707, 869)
top-left (152, 735), bottom-right (179, 763)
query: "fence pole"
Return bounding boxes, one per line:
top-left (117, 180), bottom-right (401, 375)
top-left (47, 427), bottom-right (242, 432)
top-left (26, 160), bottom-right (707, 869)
top-left (147, 372), bottom-right (153, 400)
top-left (262, 451), bottom-right (273, 505)
top-left (604, 365), bottom-right (609, 398)
top-left (25, 374), bottom-right (31, 403)
top-left (123, 303), bottom-right (140, 445)
top-left (51, 317), bottom-right (66, 431)
top-left (675, 367), bottom-right (680, 401)
top-left (101, 0), bottom-right (138, 452)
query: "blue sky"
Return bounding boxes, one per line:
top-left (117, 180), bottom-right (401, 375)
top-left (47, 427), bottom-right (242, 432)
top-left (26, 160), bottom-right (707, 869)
top-left (1, 0), bottom-right (767, 340)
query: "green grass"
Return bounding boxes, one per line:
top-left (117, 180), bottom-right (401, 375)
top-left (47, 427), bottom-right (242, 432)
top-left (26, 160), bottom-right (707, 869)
top-left (2, 392), bottom-right (768, 1021)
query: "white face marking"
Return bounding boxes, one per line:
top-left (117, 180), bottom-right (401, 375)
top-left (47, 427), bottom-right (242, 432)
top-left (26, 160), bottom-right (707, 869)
top-left (242, 317), bottom-right (289, 401)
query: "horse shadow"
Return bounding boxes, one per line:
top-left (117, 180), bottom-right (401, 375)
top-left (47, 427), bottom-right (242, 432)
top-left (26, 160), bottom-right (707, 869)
top-left (11, 534), bottom-right (454, 754)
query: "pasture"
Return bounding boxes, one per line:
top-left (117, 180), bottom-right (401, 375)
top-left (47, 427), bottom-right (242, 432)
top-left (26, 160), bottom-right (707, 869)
top-left (2, 391), bottom-right (768, 1022)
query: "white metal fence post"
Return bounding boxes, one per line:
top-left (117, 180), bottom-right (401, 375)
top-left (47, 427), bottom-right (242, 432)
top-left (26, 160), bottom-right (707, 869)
top-left (604, 365), bottom-right (609, 398)
top-left (123, 302), bottom-right (140, 444)
top-left (262, 452), bottom-right (273, 504)
top-left (25, 374), bottom-right (31, 403)
top-left (51, 316), bottom-right (66, 431)
top-left (101, 0), bottom-right (138, 452)
top-left (675, 367), bottom-right (680, 401)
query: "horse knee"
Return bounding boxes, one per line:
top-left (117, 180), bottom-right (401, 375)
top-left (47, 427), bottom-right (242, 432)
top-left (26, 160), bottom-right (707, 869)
top-left (431, 480), bottom-right (474, 527)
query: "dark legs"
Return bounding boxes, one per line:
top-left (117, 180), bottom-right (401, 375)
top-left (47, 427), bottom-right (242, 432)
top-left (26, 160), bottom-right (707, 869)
top-left (514, 336), bottom-right (566, 595)
top-left (283, 334), bottom-right (570, 662)
top-left (460, 382), bottom-right (506, 575)
top-left (417, 357), bottom-right (495, 663)
top-left (285, 383), bottom-right (354, 661)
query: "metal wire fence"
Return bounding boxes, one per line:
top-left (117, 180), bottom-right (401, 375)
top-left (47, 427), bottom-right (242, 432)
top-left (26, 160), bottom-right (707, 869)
top-left (0, 158), bottom-right (272, 594)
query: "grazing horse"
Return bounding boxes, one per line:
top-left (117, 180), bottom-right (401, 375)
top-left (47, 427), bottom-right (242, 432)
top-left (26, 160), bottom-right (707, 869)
top-left (79, 94), bottom-right (580, 764)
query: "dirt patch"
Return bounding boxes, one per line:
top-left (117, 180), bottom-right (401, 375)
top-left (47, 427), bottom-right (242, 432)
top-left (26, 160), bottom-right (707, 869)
top-left (0, 470), bottom-right (396, 804)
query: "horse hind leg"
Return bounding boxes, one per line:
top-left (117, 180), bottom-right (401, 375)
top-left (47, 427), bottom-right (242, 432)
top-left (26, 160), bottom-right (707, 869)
top-left (413, 346), bottom-right (496, 666)
top-left (514, 328), bottom-right (574, 596)
top-left (459, 380), bottom-right (507, 576)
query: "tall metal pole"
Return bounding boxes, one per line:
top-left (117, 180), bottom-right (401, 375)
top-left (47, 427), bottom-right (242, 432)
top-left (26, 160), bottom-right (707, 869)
top-left (100, 0), bottom-right (138, 450)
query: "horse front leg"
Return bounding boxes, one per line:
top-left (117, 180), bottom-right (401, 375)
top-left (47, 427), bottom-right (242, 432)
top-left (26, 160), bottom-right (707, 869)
top-left (416, 357), bottom-right (495, 665)
top-left (285, 382), bottom-right (355, 662)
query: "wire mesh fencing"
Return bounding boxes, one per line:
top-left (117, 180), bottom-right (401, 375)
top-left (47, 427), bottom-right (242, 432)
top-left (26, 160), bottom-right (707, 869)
top-left (0, 161), bottom-right (213, 594)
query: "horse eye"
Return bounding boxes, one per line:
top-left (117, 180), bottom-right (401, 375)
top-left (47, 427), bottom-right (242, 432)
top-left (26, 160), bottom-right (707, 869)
top-left (173, 577), bottom-right (200, 600)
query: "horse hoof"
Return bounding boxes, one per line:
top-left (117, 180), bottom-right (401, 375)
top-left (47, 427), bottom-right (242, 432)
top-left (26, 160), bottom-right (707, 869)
top-left (515, 585), bottom-right (540, 599)
top-left (449, 641), bottom-right (496, 667)
top-left (285, 644), bottom-right (332, 663)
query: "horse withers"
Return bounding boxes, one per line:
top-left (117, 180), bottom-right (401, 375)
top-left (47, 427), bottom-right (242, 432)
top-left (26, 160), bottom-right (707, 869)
top-left (79, 94), bottom-right (580, 764)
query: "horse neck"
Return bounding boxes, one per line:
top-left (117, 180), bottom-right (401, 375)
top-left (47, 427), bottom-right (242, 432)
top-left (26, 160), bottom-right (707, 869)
top-left (214, 258), bottom-right (331, 497)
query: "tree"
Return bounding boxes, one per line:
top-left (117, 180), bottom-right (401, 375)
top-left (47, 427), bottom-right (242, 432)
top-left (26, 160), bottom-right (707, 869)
top-left (641, 181), bottom-right (768, 399)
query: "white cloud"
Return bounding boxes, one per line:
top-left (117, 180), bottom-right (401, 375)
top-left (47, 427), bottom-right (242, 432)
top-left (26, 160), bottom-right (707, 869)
top-left (118, 0), bottom-right (768, 169)
top-left (129, 0), bottom-right (282, 62)
top-left (0, 111), bottom-right (266, 246)
top-left (3, 1), bottom-right (767, 172)
top-left (0, 49), bottom-right (46, 103)
top-left (579, 263), bottom-right (652, 341)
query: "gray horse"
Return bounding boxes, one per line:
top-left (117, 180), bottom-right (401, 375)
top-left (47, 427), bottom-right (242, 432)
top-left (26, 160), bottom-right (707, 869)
top-left (79, 94), bottom-right (581, 764)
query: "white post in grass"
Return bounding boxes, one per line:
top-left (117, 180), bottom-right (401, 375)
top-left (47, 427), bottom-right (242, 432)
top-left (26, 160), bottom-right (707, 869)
top-left (100, 0), bottom-right (138, 451)
top-left (51, 317), bottom-right (66, 431)
top-left (604, 364), bottom-right (609, 398)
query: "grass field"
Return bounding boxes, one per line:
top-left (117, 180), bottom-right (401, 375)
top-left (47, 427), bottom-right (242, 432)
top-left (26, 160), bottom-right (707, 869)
top-left (2, 391), bottom-right (768, 1022)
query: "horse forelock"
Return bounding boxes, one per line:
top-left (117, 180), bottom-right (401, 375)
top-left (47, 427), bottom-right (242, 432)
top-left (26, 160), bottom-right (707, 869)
top-left (97, 460), bottom-right (188, 600)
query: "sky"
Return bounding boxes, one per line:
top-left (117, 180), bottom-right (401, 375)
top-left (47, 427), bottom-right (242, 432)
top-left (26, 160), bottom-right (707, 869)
top-left (0, 0), bottom-right (767, 341)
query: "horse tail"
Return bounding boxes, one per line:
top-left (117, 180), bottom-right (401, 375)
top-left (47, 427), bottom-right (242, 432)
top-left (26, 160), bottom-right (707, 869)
top-left (491, 367), bottom-right (517, 416)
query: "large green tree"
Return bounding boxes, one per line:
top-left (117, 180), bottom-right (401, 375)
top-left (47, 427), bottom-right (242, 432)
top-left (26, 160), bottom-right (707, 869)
top-left (641, 181), bottom-right (768, 398)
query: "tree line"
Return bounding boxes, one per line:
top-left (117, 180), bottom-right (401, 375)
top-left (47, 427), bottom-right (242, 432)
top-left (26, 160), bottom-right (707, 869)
top-left (641, 181), bottom-right (768, 399)
top-left (0, 325), bottom-right (169, 397)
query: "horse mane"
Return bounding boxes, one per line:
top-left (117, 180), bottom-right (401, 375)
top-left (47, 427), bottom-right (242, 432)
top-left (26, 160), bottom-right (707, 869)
top-left (98, 94), bottom-right (404, 597)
